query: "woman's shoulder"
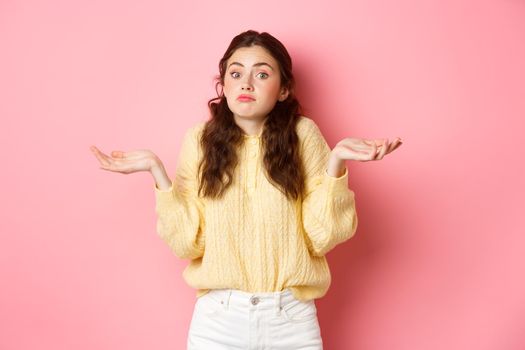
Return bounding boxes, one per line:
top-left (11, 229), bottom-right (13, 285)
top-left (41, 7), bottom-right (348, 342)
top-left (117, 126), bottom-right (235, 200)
top-left (183, 120), bottom-right (207, 141)
top-left (296, 115), bottom-right (322, 139)
top-left (177, 121), bottom-right (207, 155)
top-left (189, 120), bottom-right (207, 133)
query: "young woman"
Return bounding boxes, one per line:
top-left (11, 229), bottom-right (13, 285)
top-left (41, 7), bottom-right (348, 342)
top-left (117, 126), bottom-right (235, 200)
top-left (90, 30), bottom-right (402, 350)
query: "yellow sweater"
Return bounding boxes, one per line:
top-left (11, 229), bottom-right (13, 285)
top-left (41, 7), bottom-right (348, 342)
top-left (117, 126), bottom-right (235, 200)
top-left (154, 116), bottom-right (358, 301)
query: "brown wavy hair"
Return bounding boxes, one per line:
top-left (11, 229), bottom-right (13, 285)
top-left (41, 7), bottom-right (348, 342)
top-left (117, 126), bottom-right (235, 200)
top-left (197, 30), bottom-right (306, 202)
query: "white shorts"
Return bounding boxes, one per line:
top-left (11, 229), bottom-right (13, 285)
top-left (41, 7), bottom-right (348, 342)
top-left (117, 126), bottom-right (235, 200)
top-left (187, 287), bottom-right (323, 349)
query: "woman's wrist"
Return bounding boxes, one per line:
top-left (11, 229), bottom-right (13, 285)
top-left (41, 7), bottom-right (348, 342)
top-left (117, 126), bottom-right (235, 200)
top-left (150, 160), bottom-right (172, 190)
top-left (327, 152), bottom-right (346, 178)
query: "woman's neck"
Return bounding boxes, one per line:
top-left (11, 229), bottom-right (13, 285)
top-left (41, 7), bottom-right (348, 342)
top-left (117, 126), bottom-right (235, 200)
top-left (234, 115), bottom-right (267, 136)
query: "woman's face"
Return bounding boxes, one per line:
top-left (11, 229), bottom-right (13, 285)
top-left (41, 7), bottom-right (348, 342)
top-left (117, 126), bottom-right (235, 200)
top-left (223, 45), bottom-right (289, 124)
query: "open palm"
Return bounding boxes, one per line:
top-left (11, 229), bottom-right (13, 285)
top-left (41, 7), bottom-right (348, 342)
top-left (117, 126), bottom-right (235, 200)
top-left (90, 145), bottom-right (159, 174)
top-left (333, 137), bottom-right (403, 161)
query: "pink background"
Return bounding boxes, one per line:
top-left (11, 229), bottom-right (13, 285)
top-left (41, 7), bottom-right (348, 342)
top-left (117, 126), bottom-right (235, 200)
top-left (1, 0), bottom-right (524, 349)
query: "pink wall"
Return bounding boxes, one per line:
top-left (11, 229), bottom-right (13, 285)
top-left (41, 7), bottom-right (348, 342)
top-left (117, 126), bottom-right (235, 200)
top-left (1, 0), bottom-right (524, 349)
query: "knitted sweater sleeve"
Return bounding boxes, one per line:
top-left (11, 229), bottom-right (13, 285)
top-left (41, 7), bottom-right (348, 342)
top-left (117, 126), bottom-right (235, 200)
top-left (153, 124), bottom-right (205, 260)
top-left (300, 119), bottom-right (358, 257)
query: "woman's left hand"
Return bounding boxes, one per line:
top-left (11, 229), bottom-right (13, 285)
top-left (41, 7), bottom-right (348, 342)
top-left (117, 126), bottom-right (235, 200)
top-left (332, 137), bottom-right (403, 162)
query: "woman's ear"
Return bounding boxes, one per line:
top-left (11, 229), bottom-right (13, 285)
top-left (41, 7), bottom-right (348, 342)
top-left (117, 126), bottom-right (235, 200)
top-left (279, 87), bottom-right (289, 101)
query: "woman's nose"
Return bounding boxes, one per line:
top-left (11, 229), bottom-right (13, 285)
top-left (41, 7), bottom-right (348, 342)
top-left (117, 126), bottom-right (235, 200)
top-left (241, 75), bottom-right (254, 90)
top-left (241, 82), bottom-right (254, 91)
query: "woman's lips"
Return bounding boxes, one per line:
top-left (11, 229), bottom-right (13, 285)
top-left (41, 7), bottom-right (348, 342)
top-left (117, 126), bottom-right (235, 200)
top-left (237, 95), bottom-right (255, 102)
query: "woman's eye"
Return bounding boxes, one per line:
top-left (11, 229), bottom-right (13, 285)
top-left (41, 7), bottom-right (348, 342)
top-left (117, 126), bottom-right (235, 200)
top-left (229, 71), bottom-right (268, 79)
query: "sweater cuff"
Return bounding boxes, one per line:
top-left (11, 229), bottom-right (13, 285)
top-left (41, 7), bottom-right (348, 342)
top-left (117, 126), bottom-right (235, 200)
top-left (154, 183), bottom-right (174, 205)
top-left (324, 167), bottom-right (349, 194)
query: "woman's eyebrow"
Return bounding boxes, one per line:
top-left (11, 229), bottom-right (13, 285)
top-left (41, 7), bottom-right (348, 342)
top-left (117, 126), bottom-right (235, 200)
top-left (228, 62), bottom-right (274, 71)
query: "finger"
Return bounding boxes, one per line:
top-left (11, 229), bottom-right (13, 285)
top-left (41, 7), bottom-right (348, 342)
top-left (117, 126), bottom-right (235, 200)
top-left (99, 158), bottom-right (127, 172)
top-left (91, 147), bottom-right (127, 170)
top-left (386, 138), bottom-right (403, 153)
top-left (366, 139), bottom-right (385, 148)
top-left (90, 146), bottom-right (112, 167)
top-left (364, 142), bottom-right (383, 152)
top-left (367, 142), bottom-right (378, 161)
top-left (369, 141), bottom-right (385, 158)
top-left (380, 139), bottom-right (389, 158)
top-left (111, 150), bottom-right (146, 160)
top-left (111, 150), bottom-right (126, 158)
top-left (391, 141), bottom-right (402, 151)
top-left (373, 139), bottom-right (386, 160)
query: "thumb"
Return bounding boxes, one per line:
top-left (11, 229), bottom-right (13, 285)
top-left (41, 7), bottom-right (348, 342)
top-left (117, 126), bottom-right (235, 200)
top-left (112, 150), bottom-right (124, 157)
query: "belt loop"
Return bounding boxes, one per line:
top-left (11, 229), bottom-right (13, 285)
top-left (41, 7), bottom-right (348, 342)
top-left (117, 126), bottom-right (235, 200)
top-left (224, 289), bottom-right (232, 310)
top-left (274, 291), bottom-right (282, 316)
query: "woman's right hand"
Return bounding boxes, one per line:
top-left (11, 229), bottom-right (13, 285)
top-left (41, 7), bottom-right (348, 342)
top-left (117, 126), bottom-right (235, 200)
top-left (90, 145), bottom-right (161, 174)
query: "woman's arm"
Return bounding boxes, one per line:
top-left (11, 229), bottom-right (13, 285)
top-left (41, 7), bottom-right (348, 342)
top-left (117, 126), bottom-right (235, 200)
top-left (300, 119), bottom-right (358, 257)
top-left (154, 124), bottom-right (206, 260)
top-left (300, 118), bottom-right (402, 257)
